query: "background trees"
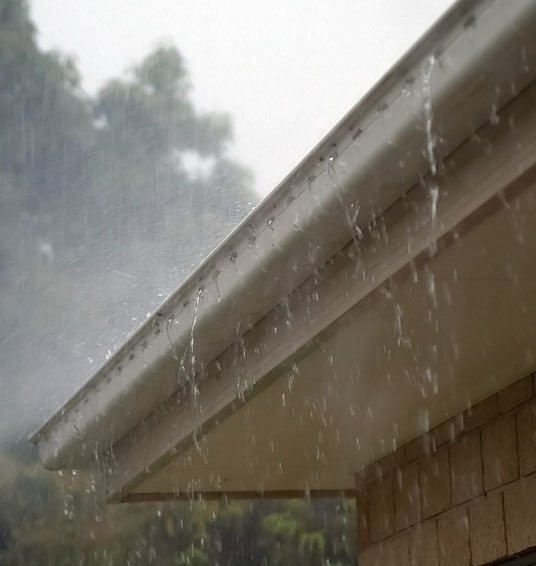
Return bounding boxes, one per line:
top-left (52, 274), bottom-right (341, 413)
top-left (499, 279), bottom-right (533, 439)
top-left (0, 450), bottom-right (355, 565)
top-left (0, 0), bottom-right (254, 437)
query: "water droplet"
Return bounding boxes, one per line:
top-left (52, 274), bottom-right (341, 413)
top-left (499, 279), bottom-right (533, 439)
top-left (490, 103), bottom-right (500, 125)
top-left (419, 409), bottom-right (430, 432)
top-left (429, 182), bottom-right (439, 222)
top-left (423, 55), bottom-right (437, 175)
top-left (463, 13), bottom-right (476, 28)
top-left (377, 102), bottom-right (388, 113)
top-left (352, 127), bottom-right (363, 140)
top-left (246, 224), bottom-right (257, 247)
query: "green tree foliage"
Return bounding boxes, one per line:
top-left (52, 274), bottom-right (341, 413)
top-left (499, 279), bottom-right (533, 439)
top-left (0, 450), bottom-right (356, 565)
top-left (0, 0), bottom-right (92, 213)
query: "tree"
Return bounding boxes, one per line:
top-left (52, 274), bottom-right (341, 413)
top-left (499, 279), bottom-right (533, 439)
top-left (0, 514), bottom-right (10, 551)
top-left (0, 0), bottom-right (256, 445)
top-left (0, 0), bottom-right (93, 213)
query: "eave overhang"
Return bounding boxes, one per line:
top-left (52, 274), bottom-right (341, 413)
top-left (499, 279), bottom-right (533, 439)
top-left (30, 0), bottom-right (536, 501)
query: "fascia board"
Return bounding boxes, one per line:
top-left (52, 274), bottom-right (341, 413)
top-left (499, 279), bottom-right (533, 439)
top-left (30, 0), bottom-right (536, 469)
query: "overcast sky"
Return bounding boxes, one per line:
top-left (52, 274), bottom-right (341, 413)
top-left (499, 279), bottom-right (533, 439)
top-left (32, 0), bottom-right (453, 196)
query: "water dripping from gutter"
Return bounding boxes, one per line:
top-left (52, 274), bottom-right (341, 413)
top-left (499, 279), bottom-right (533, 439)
top-left (165, 314), bottom-right (179, 362)
top-left (211, 269), bottom-right (222, 303)
top-left (422, 55), bottom-right (437, 176)
top-left (326, 153), bottom-right (364, 245)
top-left (188, 288), bottom-right (203, 401)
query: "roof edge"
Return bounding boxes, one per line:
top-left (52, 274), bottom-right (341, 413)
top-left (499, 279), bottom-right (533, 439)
top-left (31, 0), bottom-right (536, 469)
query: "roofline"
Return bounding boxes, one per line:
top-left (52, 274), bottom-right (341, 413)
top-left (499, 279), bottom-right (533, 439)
top-left (104, 102), bottom-right (536, 501)
top-left (121, 489), bottom-right (358, 503)
top-left (31, 0), bottom-right (536, 469)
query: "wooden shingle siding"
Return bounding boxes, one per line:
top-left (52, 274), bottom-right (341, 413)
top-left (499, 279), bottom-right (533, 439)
top-left (357, 373), bottom-right (536, 566)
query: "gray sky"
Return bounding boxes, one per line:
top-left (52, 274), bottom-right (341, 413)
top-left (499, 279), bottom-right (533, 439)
top-left (32, 0), bottom-right (453, 197)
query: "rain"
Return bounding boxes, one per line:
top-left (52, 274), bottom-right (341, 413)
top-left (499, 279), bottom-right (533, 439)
top-left (2, 0), bottom-right (536, 565)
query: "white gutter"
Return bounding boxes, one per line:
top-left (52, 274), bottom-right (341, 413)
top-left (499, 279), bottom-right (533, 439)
top-left (31, 0), bottom-right (536, 469)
